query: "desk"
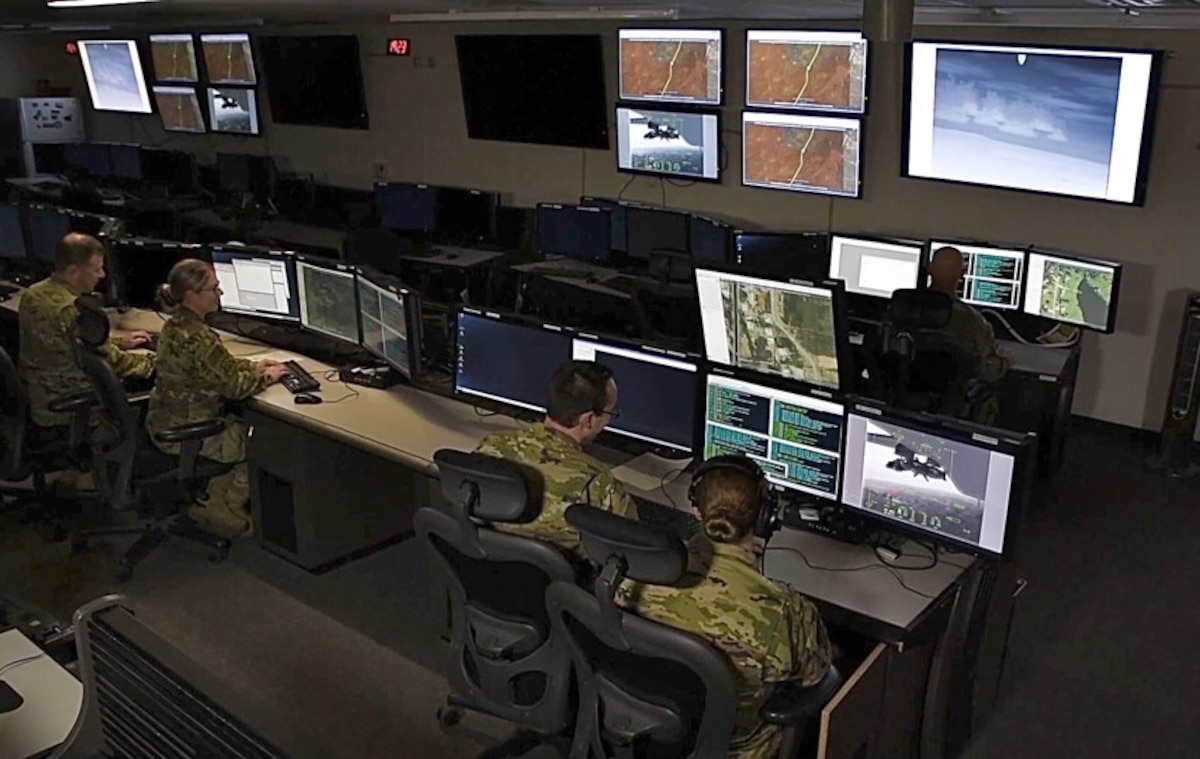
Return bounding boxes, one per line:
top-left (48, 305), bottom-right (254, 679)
top-left (0, 629), bottom-right (82, 759)
top-left (995, 338), bottom-right (1080, 476)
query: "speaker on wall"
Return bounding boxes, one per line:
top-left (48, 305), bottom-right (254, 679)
top-left (1148, 291), bottom-right (1200, 477)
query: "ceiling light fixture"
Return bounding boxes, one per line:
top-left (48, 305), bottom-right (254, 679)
top-left (389, 7), bottom-right (679, 22)
top-left (47, 0), bottom-right (161, 8)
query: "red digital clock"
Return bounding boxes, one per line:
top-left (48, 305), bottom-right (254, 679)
top-left (387, 38), bottom-right (411, 57)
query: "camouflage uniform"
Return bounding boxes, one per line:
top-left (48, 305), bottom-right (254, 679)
top-left (935, 301), bottom-right (1012, 423)
top-left (616, 539), bottom-right (832, 759)
top-left (18, 277), bottom-right (155, 428)
top-left (474, 425), bottom-right (635, 556)
top-left (145, 308), bottom-right (268, 529)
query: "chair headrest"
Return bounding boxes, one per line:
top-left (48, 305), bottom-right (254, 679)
top-left (433, 449), bottom-right (541, 523)
top-left (566, 504), bottom-right (687, 586)
top-left (74, 295), bottom-right (110, 349)
top-left (888, 289), bottom-right (953, 330)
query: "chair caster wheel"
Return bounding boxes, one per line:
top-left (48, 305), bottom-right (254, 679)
top-left (437, 706), bottom-right (463, 729)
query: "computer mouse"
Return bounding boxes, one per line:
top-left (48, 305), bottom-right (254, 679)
top-left (293, 393), bottom-right (323, 405)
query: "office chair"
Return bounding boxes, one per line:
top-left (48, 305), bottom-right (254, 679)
top-left (70, 297), bottom-right (235, 581)
top-left (879, 289), bottom-right (995, 420)
top-left (414, 449), bottom-right (575, 754)
top-left (548, 504), bottom-right (843, 759)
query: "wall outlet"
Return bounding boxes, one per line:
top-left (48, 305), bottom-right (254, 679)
top-left (373, 161), bottom-right (388, 181)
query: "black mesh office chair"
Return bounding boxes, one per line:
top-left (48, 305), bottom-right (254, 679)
top-left (878, 289), bottom-right (994, 420)
top-left (414, 449), bottom-right (575, 754)
top-left (70, 297), bottom-right (235, 581)
top-left (548, 504), bottom-right (842, 759)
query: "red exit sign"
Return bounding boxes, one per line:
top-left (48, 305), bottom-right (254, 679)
top-left (386, 38), bottom-right (411, 57)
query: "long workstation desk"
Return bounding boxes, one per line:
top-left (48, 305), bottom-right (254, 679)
top-left (0, 297), bottom-right (1014, 759)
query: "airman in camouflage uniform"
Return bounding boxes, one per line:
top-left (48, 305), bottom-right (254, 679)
top-left (18, 234), bottom-right (154, 427)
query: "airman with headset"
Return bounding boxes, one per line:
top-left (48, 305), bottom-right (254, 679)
top-left (615, 454), bottom-right (832, 759)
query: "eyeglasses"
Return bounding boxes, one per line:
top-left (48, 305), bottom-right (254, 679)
top-left (596, 407), bottom-right (620, 420)
top-left (198, 284), bottom-right (223, 294)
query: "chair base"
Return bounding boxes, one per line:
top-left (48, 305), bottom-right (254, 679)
top-left (439, 695), bottom-right (569, 759)
top-left (73, 515), bottom-right (232, 582)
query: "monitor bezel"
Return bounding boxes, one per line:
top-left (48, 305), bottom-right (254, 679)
top-left (212, 246), bottom-right (300, 323)
top-left (353, 265), bottom-right (423, 380)
top-left (732, 230), bottom-right (832, 282)
top-left (534, 202), bottom-right (613, 264)
top-left (744, 28), bottom-right (871, 116)
top-left (613, 104), bottom-right (723, 184)
top-left (432, 185), bottom-right (498, 245)
top-left (840, 398), bottom-right (1037, 559)
top-left (617, 27), bottom-right (726, 107)
top-left (900, 39), bottom-right (1164, 207)
top-left (374, 181), bottom-right (437, 233)
top-left (1023, 247), bottom-right (1123, 333)
top-left (740, 109), bottom-right (864, 199)
top-left (687, 212), bottom-right (732, 267)
top-left (828, 232), bottom-right (927, 300)
top-left (295, 255), bottom-right (361, 344)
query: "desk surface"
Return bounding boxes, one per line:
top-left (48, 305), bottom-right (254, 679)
top-left (997, 338), bottom-right (1073, 378)
top-left (0, 629), bottom-right (82, 759)
top-left (402, 247), bottom-right (505, 269)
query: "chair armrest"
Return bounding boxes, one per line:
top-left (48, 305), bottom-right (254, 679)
top-left (760, 667), bottom-right (844, 726)
top-left (154, 418), bottom-right (226, 444)
top-left (47, 392), bottom-right (96, 414)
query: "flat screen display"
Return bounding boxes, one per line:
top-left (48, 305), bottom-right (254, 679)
top-left (207, 87), bottom-right (260, 136)
top-left (618, 28), bottom-right (723, 106)
top-left (201, 32), bottom-right (257, 85)
top-left (78, 40), bottom-right (153, 114)
top-left (153, 86), bottom-right (206, 133)
top-left (616, 106), bottom-right (720, 182)
top-left (746, 30), bottom-right (868, 114)
top-left (149, 33), bottom-right (199, 83)
top-left (1023, 250), bottom-right (1121, 332)
top-left (929, 241), bottom-right (1026, 311)
top-left (742, 111), bottom-right (861, 197)
top-left (829, 236), bottom-right (923, 298)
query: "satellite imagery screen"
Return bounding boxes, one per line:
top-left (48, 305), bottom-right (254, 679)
top-left (717, 275), bottom-right (840, 388)
top-left (742, 112), bottom-right (860, 197)
top-left (153, 87), bottom-right (205, 133)
top-left (80, 40), bottom-right (151, 113)
top-left (300, 264), bottom-right (358, 342)
top-left (358, 278), bottom-right (411, 372)
top-left (201, 33), bottom-right (257, 85)
top-left (150, 34), bottom-right (198, 82)
top-left (746, 31), bottom-right (867, 113)
top-left (619, 29), bottom-right (722, 105)
top-left (616, 107), bottom-right (718, 180)
top-left (1026, 254), bottom-right (1116, 329)
top-left (207, 87), bottom-right (259, 135)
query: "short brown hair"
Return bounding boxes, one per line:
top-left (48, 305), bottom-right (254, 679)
top-left (545, 360), bottom-right (614, 427)
top-left (695, 466), bottom-right (763, 543)
top-left (53, 233), bottom-right (104, 273)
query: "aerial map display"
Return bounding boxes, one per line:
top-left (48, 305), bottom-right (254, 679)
top-left (742, 112), bottom-right (861, 197)
top-left (358, 278), bottom-right (412, 374)
top-left (201, 32), bottom-right (257, 85)
top-left (616, 107), bottom-right (719, 180)
top-left (716, 274), bottom-right (840, 388)
top-left (153, 86), bottom-right (206, 133)
top-left (149, 33), bottom-right (198, 83)
top-left (619, 28), bottom-right (722, 105)
top-left (1025, 253), bottom-right (1117, 330)
top-left (746, 30), bottom-right (867, 113)
top-left (300, 263), bottom-right (359, 342)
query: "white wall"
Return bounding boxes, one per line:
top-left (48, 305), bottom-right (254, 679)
top-left (5, 22), bottom-right (1200, 431)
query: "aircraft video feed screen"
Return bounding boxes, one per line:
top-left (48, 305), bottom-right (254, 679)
top-left (153, 86), bottom-right (206, 133)
top-left (618, 28), bottom-right (723, 106)
top-left (1023, 250), bottom-right (1120, 332)
top-left (615, 106), bottom-right (720, 182)
top-left (746, 30), bottom-right (868, 114)
top-left (930, 242), bottom-right (1026, 310)
top-left (149, 33), bottom-right (198, 83)
top-left (201, 32), bottom-right (257, 85)
top-left (703, 372), bottom-right (844, 500)
top-left (841, 411), bottom-right (1017, 555)
top-left (77, 40), bottom-right (153, 114)
top-left (696, 267), bottom-right (841, 390)
top-left (829, 236), bottom-right (923, 298)
top-left (906, 41), bottom-right (1159, 204)
top-left (207, 87), bottom-right (260, 136)
top-left (742, 111), bottom-right (861, 198)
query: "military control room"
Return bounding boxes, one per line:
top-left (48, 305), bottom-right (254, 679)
top-left (0, 0), bottom-right (1198, 757)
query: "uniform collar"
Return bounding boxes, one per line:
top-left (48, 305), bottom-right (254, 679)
top-left (537, 423), bottom-right (582, 450)
top-left (711, 540), bottom-right (758, 568)
top-left (48, 275), bottom-right (81, 296)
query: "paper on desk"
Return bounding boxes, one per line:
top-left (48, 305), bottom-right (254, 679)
top-left (247, 352), bottom-right (301, 363)
top-left (611, 453), bottom-right (692, 493)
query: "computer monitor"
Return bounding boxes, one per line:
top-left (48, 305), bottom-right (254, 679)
top-left (840, 403), bottom-right (1031, 556)
top-left (63, 143), bottom-right (112, 179)
top-left (200, 32), bottom-right (257, 85)
top-left (626, 205), bottom-right (688, 261)
top-left (580, 197), bottom-right (628, 253)
top-left (1022, 249), bottom-right (1121, 333)
top-left (26, 206), bottom-right (71, 262)
top-left (689, 214), bottom-right (730, 266)
top-left (216, 153), bottom-right (273, 201)
top-left (695, 267), bottom-right (846, 390)
top-left (153, 86), bottom-right (207, 134)
top-left (741, 111), bottom-right (862, 198)
top-left (614, 106), bottom-right (721, 182)
top-left (206, 87), bottom-right (260, 136)
top-left (733, 232), bottom-right (829, 281)
top-left (141, 148), bottom-right (196, 193)
top-left (110, 238), bottom-right (207, 309)
top-left (928, 241), bottom-right (1026, 311)
top-left (77, 39), bottom-right (153, 114)
top-left (434, 187), bottom-right (495, 244)
top-left (0, 205), bottom-right (26, 260)
top-left (701, 370), bottom-right (845, 501)
top-left (66, 211), bottom-right (109, 237)
top-left (829, 235), bottom-right (923, 299)
top-left (745, 30), bottom-right (869, 114)
top-left (454, 309), bottom-right (573, 413)
top-left (375, 182), bottom-right (436, 232)
top-left (297, 257), bottom-right (360, 343)
top-left (572, 336), bottom-right (697, 454)
top-left (356, 268), bottom-right (422, 379)
top-left (535, 204), bottom-right (611, 263)
top-left (212, 247), bottom-right (299, 321)
top-left (149, 33), bottom-right (199, 83)
top-left (108, 144), bottom-right (143, 181)
top-left (618, 28), bottom-right (723, 106)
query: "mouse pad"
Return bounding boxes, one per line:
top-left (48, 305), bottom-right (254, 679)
top-left (0, 679), bottom-right (24, 713)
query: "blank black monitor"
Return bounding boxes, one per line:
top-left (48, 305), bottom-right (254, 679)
top-left (580, 196), bottom-right (628, 253)
top-left (625, 206), bottom-right (687, 261)
top-left (689, 214), bottom-right (730, 266)
top-left (216, 153), bottom-right (273, 201)
top-left (297, 258), bottom-right (360, 343)
top-left (212, 247), bottom-right (299, 321)
top-left (374, 182), bottom-right (436, 232)
top-left (67, 212), bottom-right (108, 237)
top-left (454, 309), bottom-right (573, 413)
top-left (110, 238), bottom-right (207, 309)
top-left (108, 144), bottom-right (142, 181)
top-left (26, 207), bottom-right (71, 262)
top-left (435, 187), bottom-right (495, 244)
top-left (535, 204), bottom-right (610, 263)
top-left (0, 205), bottom-right (27, 260)
top-left (64, 143), bottom-right (112, 179)
top-left (259, 35), bottom-right (369, 130)
top-left (572, 336), bottom-right (697, 454)
top-left (356, 268), bottom-right (421, 379)
top-left (141, 148), bottom-right (195, 192)
top-left (734, 232), bottom-right (830, 280)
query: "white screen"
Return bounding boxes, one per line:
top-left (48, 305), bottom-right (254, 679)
top-left (841, 412), bottom-right (1015, 554)
top-left (618, 28), bottom-right (723, 105)
top-left (930, 241), bottom-right (1026, 310)
top-left (906, 41), bottom-right (1156, 204)
top-left (742, 111), bottom-right (861, 198)
top-left (829, 236), bottom-right (922, 298)
top-left (1023, 251), bottom-right (1119, 331)
top-left (77, 40), bottom-right (152, 114)
top-left (745, 30), bottom-right (868, 114)
top-left (695, 267), bottom-right (841, 389)
top-left (207, 87), bottom-right (260, 136)
top-left (214, 252), bottom-right (295, 320)
top-left (616, 107), bottom-right (720, 181)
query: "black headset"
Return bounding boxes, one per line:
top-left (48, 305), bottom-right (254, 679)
top-left (688, 454), bottom-right (780, 540)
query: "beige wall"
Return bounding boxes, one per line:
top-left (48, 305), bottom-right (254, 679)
top-left (5, 22), bottom-right (1200, 431)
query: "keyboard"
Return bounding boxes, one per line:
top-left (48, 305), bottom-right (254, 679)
top-left (636, 497), bottom-right (701, 540)
top-left (280, 360), bottom-right (320, 394)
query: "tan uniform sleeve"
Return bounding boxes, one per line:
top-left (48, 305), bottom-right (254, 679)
top-left (585, 469), bottom-right (636, 520)
top-left (975, 318), bottom-right (1012, 383)
top-left (763, 592), bottom-right (833, 688)
top-left (189, 331), bottom-right (269, 400)
top-left (103, 337), bottom-right (155, 378)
